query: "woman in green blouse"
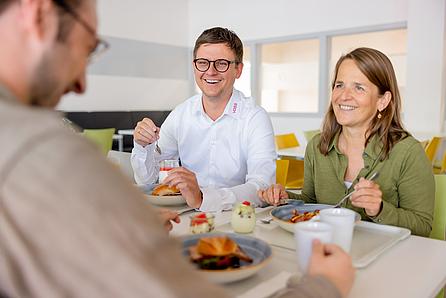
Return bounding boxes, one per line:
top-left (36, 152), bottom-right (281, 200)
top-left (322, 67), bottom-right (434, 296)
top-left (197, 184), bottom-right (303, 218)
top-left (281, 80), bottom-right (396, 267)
top-left (259, 47), bottom-right (434, 237)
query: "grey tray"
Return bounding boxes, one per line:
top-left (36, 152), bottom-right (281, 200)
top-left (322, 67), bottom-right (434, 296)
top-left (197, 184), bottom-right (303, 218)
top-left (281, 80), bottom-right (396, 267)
top-left (216, 209), bottom-right (411, 268)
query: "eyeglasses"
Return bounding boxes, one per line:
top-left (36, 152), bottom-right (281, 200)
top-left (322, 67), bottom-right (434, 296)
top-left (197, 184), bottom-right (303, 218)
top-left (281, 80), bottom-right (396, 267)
top-left (52, 0), bottom-right (109, 62)
top-left (193, 58), bottom-right (238, 73)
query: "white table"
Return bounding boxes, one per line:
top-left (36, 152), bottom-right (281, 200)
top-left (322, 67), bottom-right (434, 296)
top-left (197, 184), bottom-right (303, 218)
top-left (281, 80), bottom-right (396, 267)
top-left (277, 146), bottom-right (306, 160)
top-left (168, 206), bottom-right (446, 298)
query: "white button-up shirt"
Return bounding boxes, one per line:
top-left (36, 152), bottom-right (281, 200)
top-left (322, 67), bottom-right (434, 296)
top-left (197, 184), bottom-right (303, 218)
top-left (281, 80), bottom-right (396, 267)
top-left (131, 89), bottom-right (276, 212)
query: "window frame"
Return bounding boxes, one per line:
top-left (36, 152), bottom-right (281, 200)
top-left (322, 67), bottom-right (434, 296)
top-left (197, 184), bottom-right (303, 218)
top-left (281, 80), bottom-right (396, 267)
top-left (243, 22), bottom-right (407, 117)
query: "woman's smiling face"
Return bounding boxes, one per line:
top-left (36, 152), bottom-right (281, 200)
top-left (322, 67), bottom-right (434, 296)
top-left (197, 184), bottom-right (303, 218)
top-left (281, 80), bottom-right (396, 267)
top-left (331, 59), bottom-right (382, 131)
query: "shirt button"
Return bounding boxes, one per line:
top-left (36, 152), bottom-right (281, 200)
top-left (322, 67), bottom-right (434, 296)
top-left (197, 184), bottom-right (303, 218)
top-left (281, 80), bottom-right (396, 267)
top-left (365, 165), bottom-right (370, 169)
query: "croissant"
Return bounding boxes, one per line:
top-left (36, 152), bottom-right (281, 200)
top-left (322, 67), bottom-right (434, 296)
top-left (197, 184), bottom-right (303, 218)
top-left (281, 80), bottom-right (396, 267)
top-left (152, 184), bottom-right (180, 196)
top-left (189, 236), bottom-right (253, 263)
top-left (196, 236), bottom-right (238, 256)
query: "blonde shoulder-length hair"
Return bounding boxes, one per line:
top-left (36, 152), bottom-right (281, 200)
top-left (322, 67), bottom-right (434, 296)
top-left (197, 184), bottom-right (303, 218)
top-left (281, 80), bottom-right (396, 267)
top-left (319, 47), bottom-right (409, 160)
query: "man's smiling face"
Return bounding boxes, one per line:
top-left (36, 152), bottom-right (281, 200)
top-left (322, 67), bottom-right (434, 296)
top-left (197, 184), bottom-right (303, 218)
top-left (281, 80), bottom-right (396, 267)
top-left (193, 43), bottom-right (242, 102)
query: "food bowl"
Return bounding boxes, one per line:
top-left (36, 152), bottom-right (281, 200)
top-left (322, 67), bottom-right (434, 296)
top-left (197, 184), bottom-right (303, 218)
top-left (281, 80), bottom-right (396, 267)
top-left (271, 204), bottom-right (361, 233)
top-left (181, 232), bottom-right (272, 283)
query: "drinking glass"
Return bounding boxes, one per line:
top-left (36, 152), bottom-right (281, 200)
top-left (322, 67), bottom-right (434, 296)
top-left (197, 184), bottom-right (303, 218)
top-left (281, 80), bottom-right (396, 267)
top-left (158, 159), bottom-right (180, 183)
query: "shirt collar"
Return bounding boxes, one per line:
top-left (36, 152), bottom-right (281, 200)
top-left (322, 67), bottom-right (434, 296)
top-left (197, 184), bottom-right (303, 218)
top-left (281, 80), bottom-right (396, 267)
top-left (222, 89), bottom-right (242, 120)
top-left (363, 133), bottom-right (384, 160)
top-left (193, 89), bottom-right (243, 120)
top-left (328, 130), bottom-right (383, 160)
top-left (328, 130), bottom-right (341, 153)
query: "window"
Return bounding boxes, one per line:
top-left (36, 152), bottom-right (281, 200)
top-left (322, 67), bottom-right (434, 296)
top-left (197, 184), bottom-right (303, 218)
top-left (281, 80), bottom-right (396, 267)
top-left (330, 29), bottom-right (407, 101)
top-left (260, 39), bottom-right (320, 113)
top-left (191, 26), bottom-right (408, 116)
top-left (234, 46), bottom-right (251, 97)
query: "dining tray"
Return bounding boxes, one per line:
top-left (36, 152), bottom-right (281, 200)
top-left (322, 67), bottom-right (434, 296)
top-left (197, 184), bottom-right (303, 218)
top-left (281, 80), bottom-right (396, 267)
top-left (216, 209), bottom-right (411, 269)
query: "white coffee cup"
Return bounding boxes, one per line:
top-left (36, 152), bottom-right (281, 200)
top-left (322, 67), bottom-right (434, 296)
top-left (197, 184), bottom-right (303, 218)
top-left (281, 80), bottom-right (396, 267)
top-left (319, 208), bottom-right (356, 253)
top-left (294, 221), bottom-right (333, 273)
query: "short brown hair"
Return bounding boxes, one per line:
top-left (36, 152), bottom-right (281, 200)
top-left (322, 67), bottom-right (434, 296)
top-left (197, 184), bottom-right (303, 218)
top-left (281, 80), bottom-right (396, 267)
top-left (193, 27), bottom-right (243, 63)
top-left (52, 0), bottom-right (84, 42)
top-left (319, 47), bottom-right (409, 160)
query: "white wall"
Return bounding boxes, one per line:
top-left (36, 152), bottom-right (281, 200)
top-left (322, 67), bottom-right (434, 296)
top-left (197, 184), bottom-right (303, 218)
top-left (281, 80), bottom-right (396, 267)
top-left (97, 0), bottom-right (188, 47)
top-left (405, 0), bottom-right (446, 135)
top-left (57, 0), bottom-right (191, 112)
top-left (189, 0), bottom-right (446, 143)
top-left (58, 0), bottom-right (446, 141)
top-left (188, 0), bottom-right (407, 44)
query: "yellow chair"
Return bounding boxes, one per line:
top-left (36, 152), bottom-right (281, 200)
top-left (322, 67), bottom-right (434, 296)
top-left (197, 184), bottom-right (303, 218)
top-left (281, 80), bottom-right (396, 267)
top-left (82, 128), bottom-right (115, 156)
top-left (276, 159), bottom-right (304, 189)
top-left (441, 153), bottom-right (446, 174)
top-left (420, 140), bottom-right (429, 150)
top-left (275, 133), bottom-right (299, 150)
top-left (425, 137), bottom-right (442, 163)
top-left (303, 129), bottom-right (320, 142)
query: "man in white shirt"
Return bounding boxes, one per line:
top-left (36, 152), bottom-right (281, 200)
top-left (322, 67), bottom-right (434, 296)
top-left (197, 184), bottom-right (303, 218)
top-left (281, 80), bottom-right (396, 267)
top-left (131, 27), bottom-right (276, 212)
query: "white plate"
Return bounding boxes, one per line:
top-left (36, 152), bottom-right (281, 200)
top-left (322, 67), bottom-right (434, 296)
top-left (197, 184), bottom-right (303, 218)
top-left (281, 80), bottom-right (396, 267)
top-left (271, 204), bottom-right (361, 233)
top-left (145, 194), bottom-right (186, 206)
top-left (181, 233), bottom-right (272, 284)
top-left (137, 184), bottom-right (187, 206)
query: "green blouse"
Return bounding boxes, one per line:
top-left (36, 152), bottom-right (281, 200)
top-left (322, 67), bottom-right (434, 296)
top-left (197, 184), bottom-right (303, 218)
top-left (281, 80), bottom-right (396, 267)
top-left (288, 132), bottom-right (435, 237)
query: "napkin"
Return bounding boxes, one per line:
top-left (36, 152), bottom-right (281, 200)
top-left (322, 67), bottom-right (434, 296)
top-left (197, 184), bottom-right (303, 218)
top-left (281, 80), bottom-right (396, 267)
top-left (237, 271), bottom-right (294, 298)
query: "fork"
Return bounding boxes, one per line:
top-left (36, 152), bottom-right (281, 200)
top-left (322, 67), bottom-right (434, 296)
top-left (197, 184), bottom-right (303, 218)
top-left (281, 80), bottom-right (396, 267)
top-left (333, 172), bottom-right (380, 208)
top-left (154, 127), bottom-right (161, 154)
top-left (155, 141), bottom-right (161, 154)
top-left (260, 217), bottom-right (274, 224)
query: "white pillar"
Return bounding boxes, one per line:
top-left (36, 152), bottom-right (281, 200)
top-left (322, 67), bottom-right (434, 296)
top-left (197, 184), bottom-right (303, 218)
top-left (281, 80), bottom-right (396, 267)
top-left (405, 0), bottom-right (446, 135)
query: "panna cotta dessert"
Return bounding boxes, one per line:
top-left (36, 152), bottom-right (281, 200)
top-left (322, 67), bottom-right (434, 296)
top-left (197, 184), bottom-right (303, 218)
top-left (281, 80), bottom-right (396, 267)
top-left (190, 213), bottom-right (215, 234)
top-left (231, 201), bottom-right (256, 233)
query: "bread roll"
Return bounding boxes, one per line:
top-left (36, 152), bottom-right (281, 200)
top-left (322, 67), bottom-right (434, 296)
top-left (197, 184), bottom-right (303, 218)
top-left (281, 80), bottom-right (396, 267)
top-left (152, 184), bottom-right (180, 196)
top-left (196, 237), bottom-right (238, 256)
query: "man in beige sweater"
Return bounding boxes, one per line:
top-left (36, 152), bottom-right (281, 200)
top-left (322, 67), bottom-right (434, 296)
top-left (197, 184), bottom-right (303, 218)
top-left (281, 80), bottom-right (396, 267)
top-left (0, 0), bottom-right (354, 297)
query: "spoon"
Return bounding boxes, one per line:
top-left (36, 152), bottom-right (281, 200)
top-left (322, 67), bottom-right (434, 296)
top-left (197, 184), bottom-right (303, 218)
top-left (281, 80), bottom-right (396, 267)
top-left (334, 172), bottom-right (380, 208)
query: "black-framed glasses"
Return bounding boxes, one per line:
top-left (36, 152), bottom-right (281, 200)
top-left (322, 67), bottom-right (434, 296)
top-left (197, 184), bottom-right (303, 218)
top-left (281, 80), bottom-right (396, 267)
top-left (193, 58), bottom-right (238, 73)
top-left (52, 0), bottom-right (109, 62)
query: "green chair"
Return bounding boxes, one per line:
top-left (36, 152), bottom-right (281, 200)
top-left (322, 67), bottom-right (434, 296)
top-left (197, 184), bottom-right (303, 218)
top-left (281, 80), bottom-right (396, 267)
top-left (303, 129), bottom-right (320, 142)
top-left (82, 128), bottom-right (115, 156)
top-left (431, 175), bottom-right (446, 241)
top-left (431, 175), bottom-right (446, 298)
